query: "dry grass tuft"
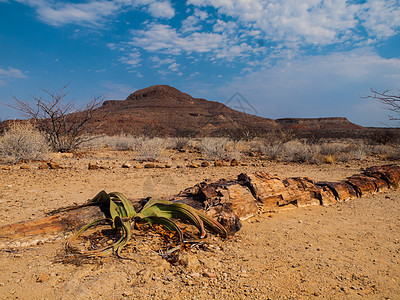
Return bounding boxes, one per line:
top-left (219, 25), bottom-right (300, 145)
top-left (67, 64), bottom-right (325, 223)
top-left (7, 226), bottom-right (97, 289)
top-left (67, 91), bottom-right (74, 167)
top-left (0, 122), bottom-right (50, 163)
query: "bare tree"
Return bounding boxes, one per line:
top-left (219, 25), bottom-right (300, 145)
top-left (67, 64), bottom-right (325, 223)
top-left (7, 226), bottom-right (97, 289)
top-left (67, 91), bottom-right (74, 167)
top-left (8, 85), bottom-right (103, 152)
top-left (366, 89), bottom-right (400, 122)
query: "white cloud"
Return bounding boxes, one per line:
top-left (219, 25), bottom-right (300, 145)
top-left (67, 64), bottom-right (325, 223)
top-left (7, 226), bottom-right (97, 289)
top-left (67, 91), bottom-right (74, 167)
top-left (188, 0), bottom-right (400, 47)
top-left (147, 1), bottom-right (175, 18)
top-left (168, 62), bottom-right (180, 71)
top-left (15, 0), bottom-right (175, 27)
top-left (15, 0), bottom-right (121, 27)
top-left (0, 67), bottom-right (27, 85)
top-left (151, 56), bottom-right (175, 68)
top-left (131, 23), bottom-right (226, 54)
top-left (358, 0), bottom-right (400, 39)
top-left (118, 50), bottom-right (141, 68)
top-left (214, 48), bottom-right (400, 126)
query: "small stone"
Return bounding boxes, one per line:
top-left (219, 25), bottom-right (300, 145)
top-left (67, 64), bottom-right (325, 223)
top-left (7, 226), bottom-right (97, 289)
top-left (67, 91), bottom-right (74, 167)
top-left (190, 272), bottom-right (201, 278)
top-left (0, 166), bottom-right (11, 170)
top-left (88, 163), bottom-right (100, 170)
top-left (187, 163), bottom-right (200, 168)
top-left (230, 159), bottom-right (239, 166)
top-left (20, 164), bottom-right (30, 170)
top-left (214, 160), bottom-right (224, 167)
top-left (38, 163), bottom-right (50, 170)
top-left (164, 164), bottom-right (172, 168)
top-left (182, 253), bottom-right (201, 271)
top-left (203, 272), bottom-right (217, 278)
top-left (134, 165), bottom-right (142, 169)
top-left (122, 163), bottom-right (131, 168)
top-left (144, 163), bottom-right (155, 168)
top-left (36, 274), bottom-right (50, 283)
top-left (47, 162), bottom-right (62, 169)
top-left (201, 161), bottom-right (210, 167)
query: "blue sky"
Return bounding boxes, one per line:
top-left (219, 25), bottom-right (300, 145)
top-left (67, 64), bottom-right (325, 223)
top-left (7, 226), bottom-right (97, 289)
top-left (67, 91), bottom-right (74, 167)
top-left (1, 0), bottom-right (400, 127)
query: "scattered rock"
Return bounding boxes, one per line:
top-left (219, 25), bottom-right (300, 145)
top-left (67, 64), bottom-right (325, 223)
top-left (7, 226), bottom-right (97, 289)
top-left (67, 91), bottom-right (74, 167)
top-left (203, 272), bottom-right (217, 278)
top-left (0, 166), bottom-right (11, 170)
top-left (88, 163), bottom-right (100, 170)
top-left (35, 274), bottom-right (50, 283)
top-left (122, 163), bottom-right (132, 168)
top-left (47, 162), bottom-right (62, 169)
top-left (144, 163), bottom-right (156, 168)
top-left (201, 161), bottom-right (210, 167)
top-left (38, 163), bottom-right (50, 170)
top-left (20, 164), bottom-right (30, 170)
top-left (230, 159), bottom-right (239, 166)
top-left (134, 165), bottom-right (143, 169)
top-left (214, 161), bottom-right (224, 167)
top-left (181, 253), bottom-right (201, 271)
top-left (164, 164), bottom-right (172, 168)
top-left (187, 163), bottom-right (200, 168)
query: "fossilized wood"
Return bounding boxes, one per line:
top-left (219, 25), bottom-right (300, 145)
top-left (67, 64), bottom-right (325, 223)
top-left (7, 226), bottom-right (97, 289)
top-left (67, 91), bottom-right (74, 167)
top-left (346, 175), bottom-right (379, 196)
top-left (0, 206), bottom-right (104, 247)
top-left (172, 180), bottom-right (254, 235)
top-left (1, 164), bottom-right (399, 247)
top-left (238, 172), bottom-right (287, 207)
top-left (315, 181), bottom-right (358, 202)
top-left (317, 186), bottom-right (338, 206)
top-left (363, 164), bottom-right (400, 188)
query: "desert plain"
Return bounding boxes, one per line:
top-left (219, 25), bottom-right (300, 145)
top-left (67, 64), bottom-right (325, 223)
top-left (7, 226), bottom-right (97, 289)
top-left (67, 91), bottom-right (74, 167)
top-left (0, 146), bottom-right (399, 299)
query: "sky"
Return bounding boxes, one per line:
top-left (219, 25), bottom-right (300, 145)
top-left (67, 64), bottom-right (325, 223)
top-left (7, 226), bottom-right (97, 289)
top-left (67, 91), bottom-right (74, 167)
top-left (1, 0), bottom-right (400, 127)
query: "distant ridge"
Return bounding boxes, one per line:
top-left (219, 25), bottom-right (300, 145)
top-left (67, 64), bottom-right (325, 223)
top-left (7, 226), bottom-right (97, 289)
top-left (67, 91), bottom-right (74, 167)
top-left (1, 85), bottom-right (366, 139)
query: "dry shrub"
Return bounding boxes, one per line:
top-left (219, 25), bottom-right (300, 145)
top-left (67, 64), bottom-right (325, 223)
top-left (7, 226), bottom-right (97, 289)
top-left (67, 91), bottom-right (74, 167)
top-left (108, 134), bottom-right (137, 151)
top-left (261, 142), bottom-right (284, 160)
top-left (168, 137), bottom-right (191, 150)
top-left (347, 142), bottom-right (371, 160)
top-left (319, 142), bottom-right (350, 156)
top-left (225, 140), bottom-right (244, 160)
top-left (0, 122), bottom-right (50, 162)
top-left (282, 140), bottom-right (321, 163)
top-left (199, 137), bottom-right (242, 160)
top-left (133, 137), bottom-right (166, 160)
top-left (323, 155), bottom-right (335, 164)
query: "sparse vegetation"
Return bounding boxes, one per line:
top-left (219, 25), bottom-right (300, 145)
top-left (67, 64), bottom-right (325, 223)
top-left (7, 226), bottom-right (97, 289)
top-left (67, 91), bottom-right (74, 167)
top-left (198, 137), bottom-right (243, 160)
top-left (67, 191), bottom-right (227, 257)
top-left (0, 122), bottom-right (50, 163)
top-left (133, 137), bottom-right (167, 161)
top-left (8, 86), bottom-right (103, 152)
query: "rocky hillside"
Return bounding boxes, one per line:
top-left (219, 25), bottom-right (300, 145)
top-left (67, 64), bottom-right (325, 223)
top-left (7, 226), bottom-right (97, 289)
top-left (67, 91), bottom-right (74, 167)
top-left (87, 85), bottom-right (362, 138)
top-left (89, 85), bottom-right (279, 137)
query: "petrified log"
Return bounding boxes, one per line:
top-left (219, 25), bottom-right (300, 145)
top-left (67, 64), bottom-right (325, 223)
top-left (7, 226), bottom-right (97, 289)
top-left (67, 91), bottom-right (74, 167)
top-left (362, 164), bottom-right (400, 188)
top-left (0, 206), bottom-right (104, 247)
top-left (315, 181), bottom-right (358, 202)
top-left (1, 164), bottom-right (399, 247)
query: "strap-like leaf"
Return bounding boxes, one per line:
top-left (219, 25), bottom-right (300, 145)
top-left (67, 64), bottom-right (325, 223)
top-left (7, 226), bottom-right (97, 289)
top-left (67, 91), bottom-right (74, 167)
top-left (109, 192), bottom-right (136, 218)
top-left (196, 210), bottom-right (227, 238)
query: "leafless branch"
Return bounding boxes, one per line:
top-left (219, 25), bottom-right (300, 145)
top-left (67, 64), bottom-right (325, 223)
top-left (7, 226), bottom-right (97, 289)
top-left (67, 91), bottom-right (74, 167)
top-left (364, 89), bottom-right (400, 124)
top-left (7, 86), bottom-right (103, 151)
